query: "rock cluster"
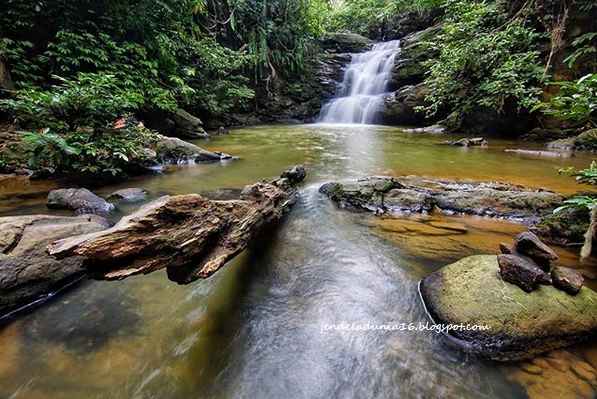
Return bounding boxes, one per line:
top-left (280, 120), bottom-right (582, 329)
top-left (419, 254), bottom-right (597, 361)
top-left (498, 231), bottom-right (584, 295)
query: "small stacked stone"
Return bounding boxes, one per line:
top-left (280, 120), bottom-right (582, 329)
top-left (498, 231), bottom-right (584, 295)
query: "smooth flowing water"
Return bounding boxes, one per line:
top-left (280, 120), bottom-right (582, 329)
top-left (319, 41), bottom-right (400, 124)
top-left (1, 125), bottom-right (597, 399)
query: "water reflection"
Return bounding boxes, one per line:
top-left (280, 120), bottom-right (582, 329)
top-left (0, 125), bottom-right (596, 398)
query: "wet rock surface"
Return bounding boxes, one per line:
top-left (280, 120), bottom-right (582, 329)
top-left (320, 176), bottom-right (563, 221)
top-left (442, 137), bottom-right (489, 147)
top-left (497, 254), bottom-right (552, 292)
top-left (551, 266), bottom-right (584, 295)
top-left (155, 136), bottom-right (233, 163)
top-left (107, 188), bottom-right (148, 202)
top-left (0, 215), bottom-right (107, 317)
top-left (419, 255), bottom-right (597, 361)
top-left (47, 188), bottom-right (114, 214)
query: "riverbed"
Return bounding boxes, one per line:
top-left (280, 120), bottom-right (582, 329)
top-left (0, 124), bottom-right (596, 398)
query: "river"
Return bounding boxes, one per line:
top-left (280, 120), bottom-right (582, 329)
top-left (0, 124), bottom-right (596, 398)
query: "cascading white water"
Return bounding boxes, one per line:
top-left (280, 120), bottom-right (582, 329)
top-left (319, 40), bottom-right (401, 124)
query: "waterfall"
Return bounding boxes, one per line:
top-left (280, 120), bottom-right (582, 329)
top-left (319, 40), bottom-right (401, 124)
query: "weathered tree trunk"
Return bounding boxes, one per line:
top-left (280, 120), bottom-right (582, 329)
top-left (48, 166), bottom-right (306, 284)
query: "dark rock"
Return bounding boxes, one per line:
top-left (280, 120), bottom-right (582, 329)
top-left (551, 266), bottom-right (584, 295)
top-left (0, 215), bottom-right (107, 317)
top-left (321, 176), bottom-right (564, 221)
top-left (419, 255), bottom-right (597, 361)
top-left (107, 188), bottom-right (148, 202)
top-left (29, 167), bottom-right (55, 181)
top-left (497, 254), bottom-right (552, 292)
top-left (380, 84), bottom-right (438, 125)
top-left (47, 188), bottom-right (114, 214)
top-left (170, 109), bottom-right (209, 139)
top-left (499, 242), bottom-right (514, 254)
top-left (215, 126), bottom-right (229, 135)
top-left (514, 231), bottom-right (558, 267)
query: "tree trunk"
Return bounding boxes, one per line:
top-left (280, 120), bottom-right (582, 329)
top-left (48, 166), bottom-right (306, 284)
top-left (580, 207), bottom-right (597, 261)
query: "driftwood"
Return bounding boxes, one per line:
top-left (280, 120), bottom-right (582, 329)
top-left (48, 166), bottom-right (306, 284)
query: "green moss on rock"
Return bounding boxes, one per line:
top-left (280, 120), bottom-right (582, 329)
top-left (420, 255), bottom-right (597, 361)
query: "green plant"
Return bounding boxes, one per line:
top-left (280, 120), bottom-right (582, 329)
top-left (19, 127), bottom-right (79, 169)
top-left (418, 1), bottom-right (546, 120)
top-left (532, 73), bottom-right (597, 127)
top-left (1, 73), bottom-right (143, 131)
top-left (555, 161), bottom-right (597, 259)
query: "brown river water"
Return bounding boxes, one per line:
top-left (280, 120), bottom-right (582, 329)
top-left (0, 124), bottom-right (596, 398)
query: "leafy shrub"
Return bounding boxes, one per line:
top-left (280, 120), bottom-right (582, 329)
top-left (533, 73), bottom-right (597, 127)
top-left (1, 73), bottom-right (143, 132)
top-left (419, 1), bottom-right (546, 119)
top-left (555, 161), bottom-right (597, 259)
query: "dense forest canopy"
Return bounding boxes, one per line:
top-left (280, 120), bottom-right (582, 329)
top-left (0, 0), bottom-right (596, 175)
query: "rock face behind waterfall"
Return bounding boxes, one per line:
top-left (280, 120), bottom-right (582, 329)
top-left (48, 166), bottom-right (307, 284)
top-left (419, 255), bottom-right (597, 361)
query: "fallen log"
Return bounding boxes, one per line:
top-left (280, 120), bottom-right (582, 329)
top-left (47, 166), bottom-right (307, 284)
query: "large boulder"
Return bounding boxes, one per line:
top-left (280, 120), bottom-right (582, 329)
top-left (142, 109), bottom-right (209, 140)
top-left (0, 215), bottom-right (108, 317)
top-left (47, 188), bottom-right (114, 213)
top-left (320, 176), bottom-right (563, 221)
top-left (170, 109), bottom-right (209, 139)
top-left (419, 255), bottom-right (597, 361)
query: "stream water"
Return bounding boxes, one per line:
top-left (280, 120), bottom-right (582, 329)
top-left (0, 124), bottom-right (597, 398)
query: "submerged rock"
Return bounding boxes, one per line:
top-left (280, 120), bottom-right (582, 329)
top-left (47, 188), bottom-right (114, 214)
top-left (505, 149), bottom-right (571, 158)
top-left (320, 176), bottom-right (563, 221)
top-left (0, 215), bottom-right (107, 317)
top-left (419, 255), bottom-right (597, 361)
top-left (551, 266), bottom-right (584, 295)
top-left (107, 188), bottom-right (148, 202)
top-left (442, 137), bottom-right (489, 147)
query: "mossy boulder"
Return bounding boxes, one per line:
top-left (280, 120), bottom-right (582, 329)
top-left (420, 255), bottom-right (597, 361)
